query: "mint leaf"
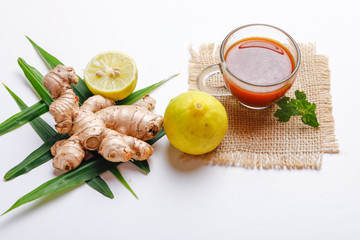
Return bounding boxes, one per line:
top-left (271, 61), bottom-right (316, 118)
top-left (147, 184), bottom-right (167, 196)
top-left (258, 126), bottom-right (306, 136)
top-left (308, 103), bottom-right (316, 112)
top-left (276, 96), bottom-right (290, 107)
top-left (295, 90), bottom-right (306, 101)
top-left (274, 91), bottom-right (320, 127)
top-left (301, 113), bottom-right (320, 128)
top-left (274, 109), bottom-right (292, 122)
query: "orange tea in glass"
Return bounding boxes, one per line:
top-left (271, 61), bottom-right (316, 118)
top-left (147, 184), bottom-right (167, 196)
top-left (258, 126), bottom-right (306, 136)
top-left (196, 24), bottom-right (301, 109)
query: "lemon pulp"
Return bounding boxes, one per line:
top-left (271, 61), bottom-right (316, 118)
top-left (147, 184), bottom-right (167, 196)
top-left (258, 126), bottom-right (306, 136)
top-left (84, 51), bottom-right (137, 101)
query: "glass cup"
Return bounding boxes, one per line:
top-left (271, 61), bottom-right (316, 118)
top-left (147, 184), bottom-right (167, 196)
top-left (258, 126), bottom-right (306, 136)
top-left (196, 24), bottom-right (301, 109)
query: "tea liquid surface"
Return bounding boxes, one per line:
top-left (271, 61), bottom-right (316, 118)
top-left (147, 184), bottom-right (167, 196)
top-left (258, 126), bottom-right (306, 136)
top-left (223, 37), bottom-right (295, 108)
top-left (225, 37), bottom-right (294, 85)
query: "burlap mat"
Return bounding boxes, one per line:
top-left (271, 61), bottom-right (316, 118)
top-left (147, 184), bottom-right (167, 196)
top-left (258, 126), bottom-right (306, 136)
top-left (188, 43), bottom-right (339, 169)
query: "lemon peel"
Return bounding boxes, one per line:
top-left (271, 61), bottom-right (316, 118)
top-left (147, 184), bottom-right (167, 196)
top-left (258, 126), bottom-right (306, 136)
top-left (164, 91), bottom-right (228, 155)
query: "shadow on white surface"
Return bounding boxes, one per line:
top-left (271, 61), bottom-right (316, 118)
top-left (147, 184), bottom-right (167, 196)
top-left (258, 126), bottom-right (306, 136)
top-left (166, 143), bottom-right (208, 172)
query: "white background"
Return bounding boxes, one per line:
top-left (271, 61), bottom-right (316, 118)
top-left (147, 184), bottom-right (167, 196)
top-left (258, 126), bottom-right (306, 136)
top-left (0, 0), bottom-right (359, 239)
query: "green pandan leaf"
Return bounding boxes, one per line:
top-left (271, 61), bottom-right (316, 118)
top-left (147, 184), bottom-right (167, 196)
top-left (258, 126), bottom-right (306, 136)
top-left (26, 36), bottom-right (92, 103)
top-left (4, 135), bottom-right (115, 197)
top-left (0, 101), bottom-right (48, 136)
top-left (1, 36), bottom-right (177, 135)
top-left (85, 176), bottom-right (114, 199)
top-left (2, 85), bottom-right (61, 180)
top-left (1, 37), bottom-right (173, 214)
top-left (3, 136), bottom-right (63, 181)
top-left (110, 167), bottom-right (138, 199)
top-left (2, 130), bottom-right (165, 214)
top-left (27, 36), bottom-right (179, 106)
top-left (0, 78), bottom-right (170, 177)
top-left (26, 36), bottom-right (63, 69)
top-left (2, 154), bottom-right (118, 215)
top-left (3, 86), bottom-right (113, 200)
top-left (131, 160), bottom-right (150, 174)
top-left (3, 84), bottom-right (57, 141)
top-left (116, 73), bottom-right (179, 105)
top-left (17, 58), bottom-right (53, 107)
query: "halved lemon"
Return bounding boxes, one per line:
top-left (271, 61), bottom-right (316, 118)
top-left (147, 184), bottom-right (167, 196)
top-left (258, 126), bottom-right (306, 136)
top-left (84, 51), bottom-right (137, 101)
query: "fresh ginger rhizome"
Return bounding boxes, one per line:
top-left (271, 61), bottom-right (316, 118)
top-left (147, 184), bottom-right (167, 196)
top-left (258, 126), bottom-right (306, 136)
top-left (43, 65), bottom-right (163, 171)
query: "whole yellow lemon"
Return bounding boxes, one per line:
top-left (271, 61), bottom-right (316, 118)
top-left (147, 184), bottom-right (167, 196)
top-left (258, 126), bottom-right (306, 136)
top-left (164, 91), bottom-right (228, 155)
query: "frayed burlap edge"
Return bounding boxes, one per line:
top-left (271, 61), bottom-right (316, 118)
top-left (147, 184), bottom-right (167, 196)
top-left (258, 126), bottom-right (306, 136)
top-left (181, 151), bottom-right (323, 169)
top-left (314, 53), bottom-right (339, 154)
top-left (187, 43), bottom-right (339, 169)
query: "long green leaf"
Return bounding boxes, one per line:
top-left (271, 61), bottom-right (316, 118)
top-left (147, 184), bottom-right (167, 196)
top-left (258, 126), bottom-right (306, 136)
top-left (27, 37), bottom-right (178, 106)
top-left (2, 85), bottom-right (61, 180)
top-left (0, 101), bottom-right (48, 136)
top-left (116, 73), bottom-right (179, 105)
top-left (131, 160), bottom-right (150, 174)
top-left (26, 36), bottom-right (92, 103)
top-left (0, 74), bottom-right (172, 137)
top-left (110, 167), bottom-right (138, 199)
top-left (2, 154), bottom-right (118, 215)
top-left (26, 36), bottom-right (64, 69)
top-left (0, 37), bottom-right (93, 134)
top-left (3, 85), bottom-right (112, 199)
top-left (5, 138), bottom-right (115, 198)
top-left (85, 176), bottom-right (114, 199)
top-left (3, 131), bottom-right (164, 214)
top-left (3, 84), bottom-right (57, 141)
top-left (4, 134), bottom-right (115, 197)
top-left (1, 71), bottom-right (171, 192)
top-left (2, 38), bottom-right (173, 213)
top-left (4, 134), bottom-right (65, 180)
top-left (17, 58), bottom-right (53, 107)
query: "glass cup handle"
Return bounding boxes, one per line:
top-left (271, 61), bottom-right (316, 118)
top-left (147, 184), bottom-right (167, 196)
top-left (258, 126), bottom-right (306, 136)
top-left (196, 63), bottom-right (232, 96)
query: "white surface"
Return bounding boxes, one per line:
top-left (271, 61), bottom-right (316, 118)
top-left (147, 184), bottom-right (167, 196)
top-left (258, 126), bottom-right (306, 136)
top-left (0, 0), bottom-right (359, 239)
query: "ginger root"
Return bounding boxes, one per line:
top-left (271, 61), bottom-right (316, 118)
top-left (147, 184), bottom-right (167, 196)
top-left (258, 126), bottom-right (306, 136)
top-left (43, 65), bottom-right (79, 134)
top-left (43, 65), bottom-right (163, 171)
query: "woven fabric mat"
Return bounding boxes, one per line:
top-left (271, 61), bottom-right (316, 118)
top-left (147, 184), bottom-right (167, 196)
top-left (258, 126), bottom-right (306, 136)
top-left (188, 43), bottom-right (339, 169)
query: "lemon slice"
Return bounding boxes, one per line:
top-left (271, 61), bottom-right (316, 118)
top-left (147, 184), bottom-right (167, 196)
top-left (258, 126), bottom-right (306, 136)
top-left (84, 51), bottom-right (137, 101)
